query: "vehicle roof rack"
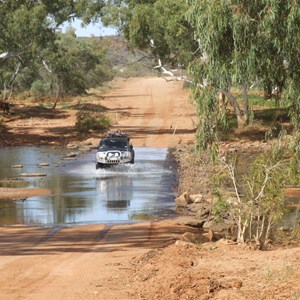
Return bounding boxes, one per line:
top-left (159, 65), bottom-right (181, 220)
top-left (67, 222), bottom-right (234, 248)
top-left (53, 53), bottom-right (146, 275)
top-left (104, 130), bottom-right (130, 139)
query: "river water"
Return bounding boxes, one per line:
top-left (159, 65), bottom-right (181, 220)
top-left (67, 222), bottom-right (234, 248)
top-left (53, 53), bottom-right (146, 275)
top-left (0, 146), bottom-right (178, 226)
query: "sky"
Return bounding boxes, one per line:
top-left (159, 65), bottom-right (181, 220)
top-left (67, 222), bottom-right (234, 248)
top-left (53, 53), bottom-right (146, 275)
top-left (61, 19), bottom-right (118, 37)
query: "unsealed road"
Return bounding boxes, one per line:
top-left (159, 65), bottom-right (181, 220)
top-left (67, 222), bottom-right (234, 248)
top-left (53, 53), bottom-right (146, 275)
top-left (101, 77), bottom-right (196, 148)
top-left (0, 77), bottom-right (196, 300)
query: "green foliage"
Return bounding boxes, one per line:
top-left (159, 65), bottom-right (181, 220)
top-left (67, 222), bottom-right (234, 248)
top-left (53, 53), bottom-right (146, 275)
top-left (0, 1), bottom-right (59, 96)
top-left (9, 31), bottom-right (113, 98)
top-left (102, 0), bottom-right (198, 66)
top-left (30, 80), bottom-right (51, 98)
top-left (240, 93), bottom-right (275, 108)
top-left (192, 84), bottom-right (227, 159)
top-left (0, 1), bottom-right (110, 99)
top-left (212, 190), bottom-right (231, 223)
top-left (217, 134), bottom-right (300, 248)
top-left (75, 111), bottom-right (111, 133)
top-left (186, 0), bottom-right (300, 150)
top-left (46, 31), bottom-right (112, 96)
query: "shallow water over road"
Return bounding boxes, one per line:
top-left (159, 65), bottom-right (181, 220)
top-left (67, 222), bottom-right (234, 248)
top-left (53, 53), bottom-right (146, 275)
top-left (0, 146), bottom-right (177, 226)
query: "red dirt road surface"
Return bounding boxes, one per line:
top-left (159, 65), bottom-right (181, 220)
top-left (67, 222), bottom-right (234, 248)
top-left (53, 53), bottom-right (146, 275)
top-left (101, 77), bottom-right (196, 148)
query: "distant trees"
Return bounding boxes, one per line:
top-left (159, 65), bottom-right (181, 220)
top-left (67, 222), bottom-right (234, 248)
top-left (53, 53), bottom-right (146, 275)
top-left (30, 29), bottom-right (112, 105)
top-left (0, 0), bottom-right (109, 102)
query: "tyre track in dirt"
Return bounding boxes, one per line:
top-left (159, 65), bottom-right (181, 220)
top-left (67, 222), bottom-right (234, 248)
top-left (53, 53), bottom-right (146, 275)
top-left (0, 225), bottom-right (109, 299)
top-left (0, 221), bottom-right (189, 300)
top-left (101, 77), bottom-right (196, 148)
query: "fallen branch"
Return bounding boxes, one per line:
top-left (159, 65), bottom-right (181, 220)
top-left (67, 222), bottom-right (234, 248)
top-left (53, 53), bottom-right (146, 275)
top-left (154, 59), bottom-right (192, 83)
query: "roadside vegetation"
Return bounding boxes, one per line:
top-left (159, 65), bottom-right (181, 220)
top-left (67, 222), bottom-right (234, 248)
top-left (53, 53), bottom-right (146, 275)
top-left (216, 134), bottom-right (300, 249)
top-left (75, 110), bottom-right (111, 134)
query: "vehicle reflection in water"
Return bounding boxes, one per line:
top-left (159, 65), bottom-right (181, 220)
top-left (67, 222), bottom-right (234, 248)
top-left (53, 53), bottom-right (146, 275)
top-left (0, 146), bottom-right (177, 226)
top-left (96, 175), bottom-right (132, 212)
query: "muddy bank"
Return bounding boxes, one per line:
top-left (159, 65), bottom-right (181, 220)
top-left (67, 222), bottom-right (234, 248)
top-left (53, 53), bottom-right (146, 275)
top-left (0, 187), bottom-right (51, 199)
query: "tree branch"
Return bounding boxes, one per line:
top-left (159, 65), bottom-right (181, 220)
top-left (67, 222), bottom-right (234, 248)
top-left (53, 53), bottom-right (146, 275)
top-left (154, 59), bottom-right (193, 83)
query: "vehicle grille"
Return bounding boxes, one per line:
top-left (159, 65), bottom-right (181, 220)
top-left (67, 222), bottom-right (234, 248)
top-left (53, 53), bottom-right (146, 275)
top-left (106, 151), bottom-right (122, 163)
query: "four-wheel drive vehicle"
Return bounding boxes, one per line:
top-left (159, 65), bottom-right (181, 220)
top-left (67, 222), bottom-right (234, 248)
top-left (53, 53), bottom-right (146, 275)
top-left (96, 131), bottom-right (134, 169)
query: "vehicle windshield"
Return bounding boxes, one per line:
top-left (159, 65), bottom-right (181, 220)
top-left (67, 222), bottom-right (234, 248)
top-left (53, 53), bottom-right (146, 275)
top-left (99, 139), bottom-right (128, 150)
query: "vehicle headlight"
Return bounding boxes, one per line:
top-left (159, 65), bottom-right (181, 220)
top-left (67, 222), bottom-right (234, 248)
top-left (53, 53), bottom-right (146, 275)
top-left (122, 151), bottom-right (131, 158)
top-left (97, 152), bottom-right (106, 158)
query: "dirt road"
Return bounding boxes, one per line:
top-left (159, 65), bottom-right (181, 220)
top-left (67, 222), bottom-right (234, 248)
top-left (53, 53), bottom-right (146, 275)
top-left (1, 77), bottom-right (196, 148)
top-left (0, 77), bottom-right (196, 300)
top-left (0, 221), bottom-right (192, 300)
top-left (101, 77), bottom-right (196, 148)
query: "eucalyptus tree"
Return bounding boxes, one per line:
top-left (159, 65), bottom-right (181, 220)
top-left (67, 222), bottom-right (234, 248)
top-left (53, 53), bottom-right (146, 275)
top-left (186, 0), bottom-right (300, 150)
top-left (0, 0), bottom-right (106, 100)
top-left (0, 1), bottom-right (51, 99)
top-left (34, 29), bottom-right (111, 106)
top-left (97, 0), bottom-right (300, 151)
top-left (102, 0), bottom-right (198, 68)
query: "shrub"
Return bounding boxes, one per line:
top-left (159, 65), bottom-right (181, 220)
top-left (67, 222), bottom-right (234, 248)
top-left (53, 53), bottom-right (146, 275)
top-left (30, 80), bottom-right (51, 98)
top-left (217, 133), bottom-right (300, 249)
top-left (75, 111), bottom-right (111, 133)
top-left (212, 190), bottom-right (231, 223)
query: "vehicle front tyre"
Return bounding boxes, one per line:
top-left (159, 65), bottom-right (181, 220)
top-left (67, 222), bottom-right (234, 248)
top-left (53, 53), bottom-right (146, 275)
top-left (129, 151), bottom-right (135, 164)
